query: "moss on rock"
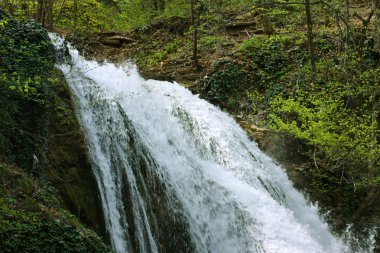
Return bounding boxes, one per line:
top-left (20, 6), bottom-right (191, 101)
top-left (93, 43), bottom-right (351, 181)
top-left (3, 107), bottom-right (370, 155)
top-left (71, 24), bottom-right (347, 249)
top-left (46, 69), bottom-right (107, 238)
top-left (0, 12), bottom-right (110, 252)
top-left (0, 164), bottom-right (113, 253)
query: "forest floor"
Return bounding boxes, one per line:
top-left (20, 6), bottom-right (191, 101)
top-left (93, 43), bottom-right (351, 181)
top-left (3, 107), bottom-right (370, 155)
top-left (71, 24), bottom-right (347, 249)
top-left (64, 9), bottom-right (263, 85)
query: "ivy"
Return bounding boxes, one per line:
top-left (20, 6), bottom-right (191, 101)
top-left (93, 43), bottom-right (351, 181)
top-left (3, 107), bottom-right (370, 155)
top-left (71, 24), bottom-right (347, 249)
top-left (207, 60), bottom-right (250, 101)
top-left (0, 164), bottom-right (113, 253)
top-left (0, 12), bottom-right (54, 169)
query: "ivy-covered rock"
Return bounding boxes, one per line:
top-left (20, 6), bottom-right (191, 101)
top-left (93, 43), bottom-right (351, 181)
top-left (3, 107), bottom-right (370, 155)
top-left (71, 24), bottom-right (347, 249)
top-left (0, 12), bottom-right (110, 252)
top-left (0, 11), bottom-right (53, 170)
top-left (206, 59), bottom-right (250, 102)
top-left (0, 164), bottom-right (113, 253)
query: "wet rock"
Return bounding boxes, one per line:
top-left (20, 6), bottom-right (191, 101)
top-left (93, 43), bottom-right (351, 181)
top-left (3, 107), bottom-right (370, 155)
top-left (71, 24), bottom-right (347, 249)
top-left (46, 69), bottom-right (107, 239)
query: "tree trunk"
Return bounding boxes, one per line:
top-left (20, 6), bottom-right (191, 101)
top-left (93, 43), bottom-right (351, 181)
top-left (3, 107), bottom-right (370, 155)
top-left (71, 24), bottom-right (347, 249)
top-left (375, 5), bottom-right (380, 52)
top-left (191, 0), bottom-right (200, 70)
top-left (37, 0), bottom-right (54, 30)
top-left (305, 0), bottom-right (316, 74)
top-left (369, 88), bottom-right (379, 172)
top-left (45, 0), bottom-right (54, 30)
top-left (37, 0), bottom-right (44, 25)
top-left (345, 0), bottom-right (350, 47)
top-left (73, 0), bottom-right (78, 29)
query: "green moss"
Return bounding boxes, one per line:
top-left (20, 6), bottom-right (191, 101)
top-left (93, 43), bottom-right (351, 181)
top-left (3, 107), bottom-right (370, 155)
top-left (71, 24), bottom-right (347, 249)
top-left (0, 205), bottom-right (112, 253)
top-left (47, 69), bottom-right (106, 237)
top-left (207, 59), bottom-right (250, 102)
top-left (0, 13), bottom-right (109, 250)
top-left (0, 164), bottom-right (113, 253)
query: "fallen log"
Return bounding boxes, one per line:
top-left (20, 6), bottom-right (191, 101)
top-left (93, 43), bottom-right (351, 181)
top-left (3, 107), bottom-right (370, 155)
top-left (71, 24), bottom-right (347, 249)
top-left (225, 21), bottom-right (257, 29)
top-left (101, 35), bottom-right (137, 47)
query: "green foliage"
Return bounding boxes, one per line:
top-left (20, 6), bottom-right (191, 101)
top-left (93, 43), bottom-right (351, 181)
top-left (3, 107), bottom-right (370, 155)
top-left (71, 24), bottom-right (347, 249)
top-left (115, 0), bottom-right (159, 30)
top-left (113, 0), bottom-right (253, 30)
top-left (0, 12), bottom-right (54, 170)
top-left (112, 0), bottom-right (252, 29)
top-left (0, 165), bottom-right (113, 253)
top-left (239, 34), bottom-right (308, 89)
top-left (146, 49), bottom-right (168, 65)
top-left (0, 17), bottom-right (53, 94)
top-left (0, 208), bottom-right (112, 253)
top-left (1, 0), bottom-right (39, 21)
top-left (54, 0), bottom-right (116, 32)
top-left (165, 39), bottom-right (182, 53)
top-left (269, 88), bottom-right (377, 168)
top-left (162, 0), bottom-right (191, 17)
top-left (202, 0), bottom-right (253, 10)
top-left (207, 60), bottom-right (249, 101)
top-left (246, 89), bottom-right (265, 117)
top-left (2, 0), bottom-right (116, 32)
top-left (199, 35), bottom-right (226, 51)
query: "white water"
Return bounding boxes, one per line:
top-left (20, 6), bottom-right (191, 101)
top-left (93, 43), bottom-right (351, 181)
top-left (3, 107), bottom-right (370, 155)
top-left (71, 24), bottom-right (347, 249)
top-left (51, 34), bottom-right (374, 253)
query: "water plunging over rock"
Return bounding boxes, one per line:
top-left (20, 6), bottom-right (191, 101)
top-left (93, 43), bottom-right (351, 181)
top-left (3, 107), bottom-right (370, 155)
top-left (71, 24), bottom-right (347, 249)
top-left (51, 34), bottom-right (375, 253)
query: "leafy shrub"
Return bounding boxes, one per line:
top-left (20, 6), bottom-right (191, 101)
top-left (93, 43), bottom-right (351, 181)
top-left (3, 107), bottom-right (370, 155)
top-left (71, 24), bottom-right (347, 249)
top-left (268, 82), bottom-right (379, 185)
top-left (147, 49), bottom-right (168, 65)
top-left (0, 206), bottom-right (112, 253)
top-left (207, 60), bottom-right (250, 101)
top-left (54, 0), bottom-right (116, 32)
top-left (165, 39), bottom-right (181, 53)
top-left (239, 34), bottom-right (308, 91)
top-left (199, 35), bottom-right (225, 49)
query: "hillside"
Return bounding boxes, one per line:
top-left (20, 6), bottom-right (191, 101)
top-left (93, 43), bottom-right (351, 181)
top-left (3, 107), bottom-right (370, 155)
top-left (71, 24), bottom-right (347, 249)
top-left (1, 0), bottom-right (380, 251)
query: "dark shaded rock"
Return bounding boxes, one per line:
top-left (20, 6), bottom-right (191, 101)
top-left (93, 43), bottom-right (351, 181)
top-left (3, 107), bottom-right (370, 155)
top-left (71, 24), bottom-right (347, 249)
top-left (0, 163), bottom-right (113, 253)
top-left (236, 118), bottom-right (310, 189)
top-left (46, 69), bottom-right (107, 240)
top-left (225, 20), bottom-right (257, 29)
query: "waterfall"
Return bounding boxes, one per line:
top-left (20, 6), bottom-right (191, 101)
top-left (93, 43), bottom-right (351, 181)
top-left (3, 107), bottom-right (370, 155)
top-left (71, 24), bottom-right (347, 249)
top-left (50, 34), bottom-right (375, 253)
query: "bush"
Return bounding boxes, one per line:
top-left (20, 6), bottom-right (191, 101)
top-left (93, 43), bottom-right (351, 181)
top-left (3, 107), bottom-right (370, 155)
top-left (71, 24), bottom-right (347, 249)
top-left (207, 60), bottom-right (250, 101)
top-left (268, 80), bottom-right (379, 186)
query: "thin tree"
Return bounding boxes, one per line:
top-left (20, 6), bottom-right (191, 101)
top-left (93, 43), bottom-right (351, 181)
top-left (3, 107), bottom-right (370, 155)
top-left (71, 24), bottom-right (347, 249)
top-left (37, 0), bottom-right (54, 30)
top-left (191, 0), bottom-right (200, 70)
top-left (305, 0), bottom-right (316, 74)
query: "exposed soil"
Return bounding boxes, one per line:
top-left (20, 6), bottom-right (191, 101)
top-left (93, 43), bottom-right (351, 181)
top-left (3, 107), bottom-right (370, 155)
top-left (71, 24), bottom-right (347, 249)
top-left (62, 10), bottom-right (268, 86)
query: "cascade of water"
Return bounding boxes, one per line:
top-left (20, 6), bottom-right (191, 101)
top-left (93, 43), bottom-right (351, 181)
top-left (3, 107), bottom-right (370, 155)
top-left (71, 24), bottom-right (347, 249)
top-left (50, 34), bottom-right (374, 253)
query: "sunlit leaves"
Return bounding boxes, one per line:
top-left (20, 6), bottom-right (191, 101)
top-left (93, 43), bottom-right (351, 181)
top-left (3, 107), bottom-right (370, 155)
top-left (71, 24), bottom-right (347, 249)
top-left (269, 84), bottom-right (379, 173)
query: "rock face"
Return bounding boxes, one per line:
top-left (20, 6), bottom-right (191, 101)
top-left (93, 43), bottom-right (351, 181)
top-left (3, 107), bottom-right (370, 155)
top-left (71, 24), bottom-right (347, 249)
top-left (47, 69), bottom-right (107, 238)
top-left (0, 11), bottom-right (108, 249)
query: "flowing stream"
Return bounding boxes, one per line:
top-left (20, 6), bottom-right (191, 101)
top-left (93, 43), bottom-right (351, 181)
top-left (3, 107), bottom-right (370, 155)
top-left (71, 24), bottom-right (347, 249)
top-left (51, 35), bottom-right (374, 253)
